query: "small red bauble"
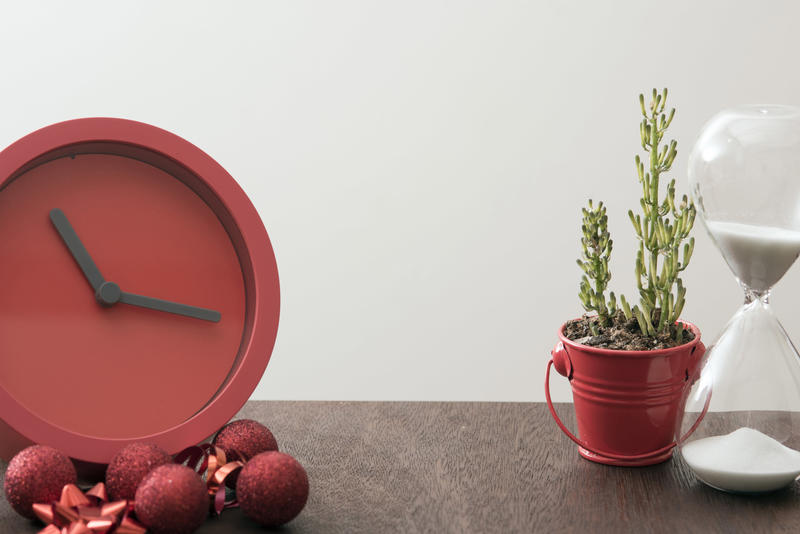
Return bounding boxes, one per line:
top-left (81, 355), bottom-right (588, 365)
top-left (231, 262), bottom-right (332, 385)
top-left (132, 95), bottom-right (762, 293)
top-left (213, 419), bottom-right (278, 487)
top-left (3, 445), bottom-right (76, 519)
top-left (134, 464), bottom-right (208, 534)
top-left (236, 451), bottom-right (309, 527)
top-left (105, 442), bottom-right (172, 501)
top-left (213, 419), bottom-right (278, 460)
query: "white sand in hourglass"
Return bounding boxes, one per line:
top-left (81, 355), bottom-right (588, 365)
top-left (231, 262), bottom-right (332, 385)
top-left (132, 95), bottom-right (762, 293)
top-left (705, 220), bottom-right (800, 292)
top-left (682, 428), bottom-right (800, 493)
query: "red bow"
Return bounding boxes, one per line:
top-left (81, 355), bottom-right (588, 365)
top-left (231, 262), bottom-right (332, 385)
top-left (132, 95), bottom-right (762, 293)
top-left (174, 444), bottom-right (244, 515)
top-left (32, 483), bottom-right (145, 534)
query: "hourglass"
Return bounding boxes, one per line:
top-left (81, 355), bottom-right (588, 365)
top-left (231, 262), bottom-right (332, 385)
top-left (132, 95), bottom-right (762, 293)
top-left (679, 105), bottom-right (800, 493)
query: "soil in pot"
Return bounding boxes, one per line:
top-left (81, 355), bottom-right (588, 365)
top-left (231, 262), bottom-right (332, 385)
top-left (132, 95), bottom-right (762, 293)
top-left (563, 310), bottom-right (695, 351)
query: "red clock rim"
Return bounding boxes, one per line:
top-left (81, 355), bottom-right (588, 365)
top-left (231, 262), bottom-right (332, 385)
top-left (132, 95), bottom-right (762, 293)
top-left (0, 117), bottom-right (280, 463)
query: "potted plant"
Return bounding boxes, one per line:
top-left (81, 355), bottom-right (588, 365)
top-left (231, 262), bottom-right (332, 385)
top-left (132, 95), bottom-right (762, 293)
top-left (545, 89), bottom-right (706, 466)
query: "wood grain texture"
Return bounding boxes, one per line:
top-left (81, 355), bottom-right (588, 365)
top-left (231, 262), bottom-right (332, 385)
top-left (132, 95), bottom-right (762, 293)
top-left (1, 401), bottom-right (799, 533)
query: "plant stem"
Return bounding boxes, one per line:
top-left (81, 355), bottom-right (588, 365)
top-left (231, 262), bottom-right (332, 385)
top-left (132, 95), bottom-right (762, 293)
top-left (648, 104), bottom-right (661, 317)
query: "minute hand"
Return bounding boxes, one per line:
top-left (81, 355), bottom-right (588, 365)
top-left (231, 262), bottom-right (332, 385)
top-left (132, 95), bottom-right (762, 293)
top-left (119, 292), bottom-right (221, 322)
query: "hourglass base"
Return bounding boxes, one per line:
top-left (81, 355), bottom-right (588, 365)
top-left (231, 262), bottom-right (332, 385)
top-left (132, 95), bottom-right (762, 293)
top-left (578, 446), bottom-right (674, 467)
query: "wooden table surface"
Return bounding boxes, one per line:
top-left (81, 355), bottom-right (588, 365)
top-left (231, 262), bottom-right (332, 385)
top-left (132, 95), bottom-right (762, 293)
top-left (1, 401), bottom-right (799, 533)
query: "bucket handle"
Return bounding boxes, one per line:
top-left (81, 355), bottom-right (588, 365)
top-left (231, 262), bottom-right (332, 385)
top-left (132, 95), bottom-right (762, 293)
top-left (544, 340), bottom-right (708, 462)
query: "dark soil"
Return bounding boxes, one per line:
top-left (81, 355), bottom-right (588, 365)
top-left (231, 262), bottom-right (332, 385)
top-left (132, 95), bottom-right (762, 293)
top-left (563, 310), bottom-right (695, 351)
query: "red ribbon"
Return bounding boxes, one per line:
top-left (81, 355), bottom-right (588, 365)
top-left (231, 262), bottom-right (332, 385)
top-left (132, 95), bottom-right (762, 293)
top-left (32, 483), bottom-right (145, 534)
top-left (174, 444), bottom-right (244, 516)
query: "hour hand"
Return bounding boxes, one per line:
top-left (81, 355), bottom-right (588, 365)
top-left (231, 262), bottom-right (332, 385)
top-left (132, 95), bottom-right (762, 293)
top-left (118, 291), bottom-right (221, 322)
top-left (50, 208), bottom-right (105, 291)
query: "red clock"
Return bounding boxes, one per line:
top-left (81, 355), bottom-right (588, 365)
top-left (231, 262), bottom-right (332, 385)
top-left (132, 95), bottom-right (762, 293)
top-left (0, 118), bottom-right (280, 467)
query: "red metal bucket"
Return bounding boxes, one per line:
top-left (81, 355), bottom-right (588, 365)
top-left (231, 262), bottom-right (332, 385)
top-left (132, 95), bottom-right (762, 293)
top-left (545, 321), bottom-right (705, 466)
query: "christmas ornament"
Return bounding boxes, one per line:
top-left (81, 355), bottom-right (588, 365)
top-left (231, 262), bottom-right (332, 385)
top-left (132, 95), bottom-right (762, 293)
top-left (213, 419), bottom-right (278, 487)
top-left (134, 464), bottom-right (208, 534)
top-left (236, 451), bottom-right (309, 527)
top-left (213, 419), bottom-right (278, 460)
top-left (106, 442), bottom-right (172, 501)
top-left (32, 482), bottom-right (145, 534)
top-left (3, 445), bottom-right (76, 519)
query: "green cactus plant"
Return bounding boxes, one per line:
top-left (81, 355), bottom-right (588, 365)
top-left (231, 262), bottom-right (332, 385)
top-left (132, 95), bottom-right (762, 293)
top-left (577, 88), bottom-right (696, 343)
top-left (577, 200), bottom-right (616, 335)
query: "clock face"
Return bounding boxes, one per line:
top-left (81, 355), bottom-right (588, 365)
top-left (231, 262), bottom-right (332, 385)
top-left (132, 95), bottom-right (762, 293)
top-left (0, 153), bottom-right (247, 439)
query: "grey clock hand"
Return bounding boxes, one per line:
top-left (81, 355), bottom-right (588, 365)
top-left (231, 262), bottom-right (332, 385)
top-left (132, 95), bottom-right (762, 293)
top-left (118, 291), bottom-right (221, 322)
top-left (51, 210), bottom-right (220, 322)
top-left (49, 208), bottom-right (105, 291)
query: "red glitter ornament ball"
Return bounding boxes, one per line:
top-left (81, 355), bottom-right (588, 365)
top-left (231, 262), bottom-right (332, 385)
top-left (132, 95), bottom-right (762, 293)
top-left (213, 419), bottom-right (279, 487)
top-left (236, 451), bottom-right (309, 527)
top-left (134, 464), bottom-right (208, 534)
top-left (213, 419), bottom-right (278, 461)
top-left (3, 445), bottom-right (77, 519)
top-left (106, 442), bottom-right (172, 501)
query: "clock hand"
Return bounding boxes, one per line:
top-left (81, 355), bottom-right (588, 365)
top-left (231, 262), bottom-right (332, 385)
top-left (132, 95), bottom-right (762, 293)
top-left (49, 208), bottom-right (105, 292)
top-left (51, 209), bottom-right (220, 322)
top-left (118, 291), bottom-right (221, 322)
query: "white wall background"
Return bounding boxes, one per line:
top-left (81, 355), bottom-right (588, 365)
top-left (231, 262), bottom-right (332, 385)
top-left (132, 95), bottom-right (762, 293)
top-left (1, 1), bottom-right (799, 402)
